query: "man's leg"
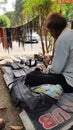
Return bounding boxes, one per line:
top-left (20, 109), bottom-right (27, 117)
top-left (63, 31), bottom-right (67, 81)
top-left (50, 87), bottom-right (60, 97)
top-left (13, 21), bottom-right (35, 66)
top-left (25, 71), bottom-right (64, 86)
top-left (25, 71), bottom-right (73, 92)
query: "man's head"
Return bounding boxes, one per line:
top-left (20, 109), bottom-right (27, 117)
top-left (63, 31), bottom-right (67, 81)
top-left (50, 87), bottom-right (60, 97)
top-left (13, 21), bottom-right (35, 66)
top-left (45, 13), bottom-right (67, 39)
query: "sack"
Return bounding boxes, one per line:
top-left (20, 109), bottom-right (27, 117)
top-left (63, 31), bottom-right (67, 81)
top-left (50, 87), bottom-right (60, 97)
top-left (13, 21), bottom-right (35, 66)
top-left (10, 76), bottom-right (63, 118)
top-left (10, 76), bottom-right (41, 110)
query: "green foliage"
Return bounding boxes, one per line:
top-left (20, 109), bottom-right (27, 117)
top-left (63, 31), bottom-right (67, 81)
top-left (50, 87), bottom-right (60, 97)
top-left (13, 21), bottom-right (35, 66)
top-left (0, 15), bottom-right (10, 27)
top-left (51, 1), bottom-right (67, 14)
top-left (1, 0), bottom-right (73, 27)
top-left (5, 11), bottom-right (15, 26)
top-left (51, 2), bottom-right (73, 20)
top-left (14, 0), bottom-right (25, 25)
top-left (63, 3), bottom-right (73, 20)
top-left (23, 0), bottom-right (52, 18)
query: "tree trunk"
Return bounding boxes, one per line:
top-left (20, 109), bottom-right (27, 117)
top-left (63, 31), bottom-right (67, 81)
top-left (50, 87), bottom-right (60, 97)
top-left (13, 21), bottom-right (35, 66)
top-left (39, 15), bottom-right (45, 54)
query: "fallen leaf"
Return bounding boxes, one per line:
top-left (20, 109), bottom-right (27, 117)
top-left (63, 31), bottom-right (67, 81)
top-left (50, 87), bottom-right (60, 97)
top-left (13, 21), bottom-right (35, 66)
top-left (9, 125), bottom-right (23, 130)
top-left (0, 107), bottom-right (7, 110)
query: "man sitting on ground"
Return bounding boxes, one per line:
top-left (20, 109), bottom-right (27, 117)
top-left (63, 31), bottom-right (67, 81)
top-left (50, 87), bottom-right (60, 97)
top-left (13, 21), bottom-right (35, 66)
top-left (25, 13), bottom-right (73, 93)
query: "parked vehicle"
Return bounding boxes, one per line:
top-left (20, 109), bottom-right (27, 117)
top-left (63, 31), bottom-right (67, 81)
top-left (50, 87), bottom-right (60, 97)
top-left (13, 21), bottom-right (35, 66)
top-left (25, 32), bottom-right (40, 44)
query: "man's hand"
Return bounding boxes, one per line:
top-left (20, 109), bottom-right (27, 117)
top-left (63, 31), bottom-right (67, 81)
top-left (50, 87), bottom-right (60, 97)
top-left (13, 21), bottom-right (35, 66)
top-left (43, 55), bottom-right (53, 68)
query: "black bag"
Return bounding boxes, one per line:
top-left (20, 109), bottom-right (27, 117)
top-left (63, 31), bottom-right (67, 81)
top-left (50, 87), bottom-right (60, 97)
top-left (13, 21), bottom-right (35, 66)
top-left (10, 76), bottom-right (57, 118)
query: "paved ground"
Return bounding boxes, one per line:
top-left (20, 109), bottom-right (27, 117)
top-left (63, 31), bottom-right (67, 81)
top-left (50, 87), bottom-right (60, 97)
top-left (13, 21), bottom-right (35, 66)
top-left (0, 69), bottom-right (24, 130)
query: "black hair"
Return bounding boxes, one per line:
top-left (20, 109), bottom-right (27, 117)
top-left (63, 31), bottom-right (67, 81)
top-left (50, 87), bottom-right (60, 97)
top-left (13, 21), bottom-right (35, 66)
top-left (45, 13), bottom-right (67, 32)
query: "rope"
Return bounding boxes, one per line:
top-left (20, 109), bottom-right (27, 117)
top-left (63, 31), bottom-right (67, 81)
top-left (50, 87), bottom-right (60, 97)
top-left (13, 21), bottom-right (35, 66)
top-left (0, 16), bottom-right (39, 28)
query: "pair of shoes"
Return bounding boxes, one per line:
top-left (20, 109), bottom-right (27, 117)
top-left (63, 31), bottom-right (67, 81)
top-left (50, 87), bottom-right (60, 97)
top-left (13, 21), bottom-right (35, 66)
top-left (0, 119), bottom-right (5, 128)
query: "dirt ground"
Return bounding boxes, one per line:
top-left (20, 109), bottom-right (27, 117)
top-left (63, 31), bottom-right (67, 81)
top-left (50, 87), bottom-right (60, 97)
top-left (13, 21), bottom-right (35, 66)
top-left (0, 69), bottom-right (24, 130)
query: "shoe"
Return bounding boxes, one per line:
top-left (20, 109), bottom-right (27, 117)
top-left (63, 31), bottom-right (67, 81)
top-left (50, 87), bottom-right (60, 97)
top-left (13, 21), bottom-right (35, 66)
top-left (0, 119), bottom-right (5, 128)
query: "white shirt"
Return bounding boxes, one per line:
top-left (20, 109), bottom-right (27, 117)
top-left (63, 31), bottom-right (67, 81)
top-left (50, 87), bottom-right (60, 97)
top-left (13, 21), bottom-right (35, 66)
top-left (47, 27), bottom-right (73, 87)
